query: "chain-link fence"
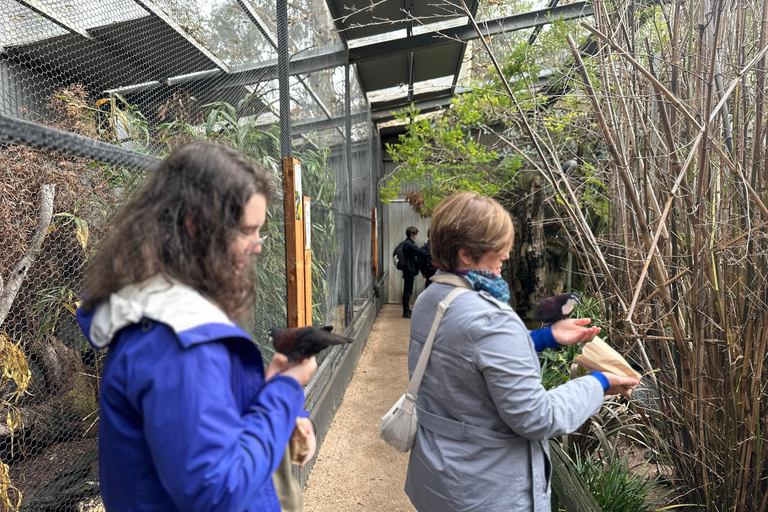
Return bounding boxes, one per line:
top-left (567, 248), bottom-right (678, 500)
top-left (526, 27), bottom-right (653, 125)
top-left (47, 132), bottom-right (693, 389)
top-left (1, 0), bottom-right (384, 508)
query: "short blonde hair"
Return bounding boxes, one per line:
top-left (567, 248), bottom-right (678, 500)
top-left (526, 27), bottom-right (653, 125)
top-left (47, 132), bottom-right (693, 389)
top-left (430, 192), bottom-right (514, 272)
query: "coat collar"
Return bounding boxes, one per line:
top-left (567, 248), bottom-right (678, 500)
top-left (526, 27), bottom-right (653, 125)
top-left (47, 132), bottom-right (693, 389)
top-left (77, 275), bottom-right (251, 350)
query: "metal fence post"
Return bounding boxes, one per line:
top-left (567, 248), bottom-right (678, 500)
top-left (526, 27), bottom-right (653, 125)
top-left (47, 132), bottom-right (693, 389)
top-left (345, 59), bottom-right (354, 326)
top-left (277, 0), bottom-right (291, 159)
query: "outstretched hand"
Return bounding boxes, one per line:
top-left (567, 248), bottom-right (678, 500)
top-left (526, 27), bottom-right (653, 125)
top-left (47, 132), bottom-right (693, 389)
top-left (550, 318), bottom-right (601, 346)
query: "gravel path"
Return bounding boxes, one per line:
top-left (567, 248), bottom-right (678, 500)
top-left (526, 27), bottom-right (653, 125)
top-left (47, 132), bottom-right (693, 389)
top-left (304, 305), bottom-right (417, 512)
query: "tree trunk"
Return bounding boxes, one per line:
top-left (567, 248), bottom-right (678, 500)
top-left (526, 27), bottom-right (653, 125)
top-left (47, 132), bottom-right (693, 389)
top-left (508, 178), bottom-right (548, 319)
top-left (550, 440), bottom-right (602, 511)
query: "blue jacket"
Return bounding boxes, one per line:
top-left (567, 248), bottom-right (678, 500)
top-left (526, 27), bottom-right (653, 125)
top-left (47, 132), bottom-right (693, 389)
top-left (76, 275), bottom-right (306, 512)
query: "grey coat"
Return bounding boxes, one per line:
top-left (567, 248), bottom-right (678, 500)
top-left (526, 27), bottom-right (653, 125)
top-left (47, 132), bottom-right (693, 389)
top-left (404, 277), bottom-right (604, 512)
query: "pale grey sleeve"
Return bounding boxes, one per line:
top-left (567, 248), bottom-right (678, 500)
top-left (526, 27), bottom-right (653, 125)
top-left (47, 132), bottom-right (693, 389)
top-left (472, 310), bottom-right (605, 441)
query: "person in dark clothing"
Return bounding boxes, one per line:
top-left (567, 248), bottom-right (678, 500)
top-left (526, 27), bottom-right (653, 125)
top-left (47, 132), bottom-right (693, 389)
top-left (420, 230), bottom-right (438, 288)
top-left (401, 226), bottom-right (430, 318)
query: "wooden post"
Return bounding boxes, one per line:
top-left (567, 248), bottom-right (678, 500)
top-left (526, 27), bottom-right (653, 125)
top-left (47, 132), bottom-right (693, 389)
top-left (303, 196), bottom-right (312, 326)
top-left (283, 158), bottom-right (305, 328)
top-left (371, 207), bottom-right (378, 277)
top-left (549, 440), bottom-right (601, 511)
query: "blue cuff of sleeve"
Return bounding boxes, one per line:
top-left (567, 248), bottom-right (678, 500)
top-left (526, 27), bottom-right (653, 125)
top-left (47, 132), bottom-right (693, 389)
top-left (591, 372), bottom-right (610, 391)
top-left (530, 327), bottom-right (559, 352)
top-left (271, 375), bottom-right (304, 393)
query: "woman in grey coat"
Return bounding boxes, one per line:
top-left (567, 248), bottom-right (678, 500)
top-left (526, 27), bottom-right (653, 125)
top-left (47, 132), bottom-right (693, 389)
top-left (405, 192), bottom-right (638, 512)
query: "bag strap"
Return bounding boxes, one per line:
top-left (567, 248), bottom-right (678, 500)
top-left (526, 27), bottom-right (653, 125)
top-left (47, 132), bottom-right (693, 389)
top-left (430, 273), bottom-right (473, 289)
top-left (407, 287), bottom-right (469, 397)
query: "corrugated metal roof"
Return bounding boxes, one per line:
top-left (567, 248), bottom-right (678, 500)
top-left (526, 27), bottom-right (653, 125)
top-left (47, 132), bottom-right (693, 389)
top-left (332, 0), bottom-right (465, 40)
top-left (356, 40), bottom-right (462, 92)
top-left (357, 53), bottom-right (409, 91)
top-left (413, 42), bottom-right (462, 82)
top-left (327, 0), bottom-right (472, 108)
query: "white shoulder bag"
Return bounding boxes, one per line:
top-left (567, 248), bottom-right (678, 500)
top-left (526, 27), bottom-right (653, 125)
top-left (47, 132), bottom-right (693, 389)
top-left (379, 286), bottom-right (469, 452)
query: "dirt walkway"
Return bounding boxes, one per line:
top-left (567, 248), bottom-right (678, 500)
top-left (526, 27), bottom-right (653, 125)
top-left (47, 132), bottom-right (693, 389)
top-left (304, 305), bottom-right (416, 512)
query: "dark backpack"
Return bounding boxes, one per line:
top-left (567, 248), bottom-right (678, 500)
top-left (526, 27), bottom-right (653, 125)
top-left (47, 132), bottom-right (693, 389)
top-left (393, 241), bottom-right (408, 271)
top-left (419, 241), bottom-right (437, 276)
top-left (420, 255), bottom-right (438, 277)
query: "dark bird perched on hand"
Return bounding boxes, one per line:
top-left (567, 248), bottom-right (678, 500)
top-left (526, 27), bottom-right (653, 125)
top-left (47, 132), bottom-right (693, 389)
top-left (268, 325), bottom-right (353, 363)
top-left (533, 292), bottom-right (581, 324)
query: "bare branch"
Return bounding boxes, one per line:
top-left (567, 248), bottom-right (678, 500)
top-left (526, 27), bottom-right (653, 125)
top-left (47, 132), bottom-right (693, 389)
top-left (0, 184), bottom-right (56, 328)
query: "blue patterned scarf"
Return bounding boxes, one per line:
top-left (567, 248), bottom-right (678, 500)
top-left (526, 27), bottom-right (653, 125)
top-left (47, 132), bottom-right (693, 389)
top-left (452, 270), bottom-right (510, 304)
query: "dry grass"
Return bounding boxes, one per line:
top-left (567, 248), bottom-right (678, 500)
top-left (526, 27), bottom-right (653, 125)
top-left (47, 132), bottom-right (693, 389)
top-left (0, 85), bottom-right (115, 278)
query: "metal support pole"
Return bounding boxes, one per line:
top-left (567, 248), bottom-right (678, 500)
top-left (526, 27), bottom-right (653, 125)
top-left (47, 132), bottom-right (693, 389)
top-left (345, 59), bottom-right (355, 326)
top-left (277, 0), bottom-right (291, 158)
top-left (346, 61), bottom-right (353, 207)
top-left (369, 116), bottom-right (376, 291)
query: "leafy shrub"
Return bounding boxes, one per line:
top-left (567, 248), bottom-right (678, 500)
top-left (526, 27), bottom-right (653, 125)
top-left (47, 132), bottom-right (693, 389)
top-left (571, 450), bottom-right (677, 512)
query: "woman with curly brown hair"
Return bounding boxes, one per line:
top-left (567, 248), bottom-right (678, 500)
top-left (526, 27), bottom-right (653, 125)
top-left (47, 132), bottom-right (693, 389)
top-left (77, 142), bottom-right (316, 512)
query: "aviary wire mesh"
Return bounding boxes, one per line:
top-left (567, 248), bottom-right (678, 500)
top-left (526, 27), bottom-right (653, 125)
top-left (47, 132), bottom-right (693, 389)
top-left (0, 0), bottom-right (384, 508)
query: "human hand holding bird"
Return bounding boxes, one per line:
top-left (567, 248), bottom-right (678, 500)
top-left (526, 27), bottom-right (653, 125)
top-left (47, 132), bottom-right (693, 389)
top-left (265, 325), bottom-right (351, 389)
top-left (265, 353), bottom-right (317, 385)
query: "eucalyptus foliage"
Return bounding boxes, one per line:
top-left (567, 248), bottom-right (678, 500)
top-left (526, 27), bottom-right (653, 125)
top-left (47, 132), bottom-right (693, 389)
top-left (382, 104), bottom-right (522, 215)
top-left (381, 20), bottom-right (610, 220)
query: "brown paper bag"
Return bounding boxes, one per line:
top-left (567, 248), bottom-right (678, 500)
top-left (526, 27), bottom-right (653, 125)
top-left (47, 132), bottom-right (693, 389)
top-left (574, 336), bottom-right (642, 381)
top-left (273, 447), bottom-right (303, 512)
top-left (289, 417), bottom-right (311, 465)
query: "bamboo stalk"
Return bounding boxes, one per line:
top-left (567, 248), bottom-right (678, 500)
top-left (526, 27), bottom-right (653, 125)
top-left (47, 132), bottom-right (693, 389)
top-left (616, 39), bottom-right (768, 322)
top-left (716, 219), bottom-right (768, 251)
top-left (459, 0), bottom-right (628, 307)
top-left (566, 33), bottom-right (687, 364)
top-left (753, 0), bottom-right (768, 193)
top-left (697, 3), bottom-right (726, 496)
top-left (636, 269), bottom-right (691, 306)
top-left (576, 11), bottom-right (768, 504)
top-left (584, 22), bottom-right (768, 136)
top-left (583, 23), bottom-right (700, 127)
